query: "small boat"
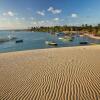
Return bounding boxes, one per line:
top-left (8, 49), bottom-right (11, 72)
top-left (16, 40), bottom-right (23, 43)
top-left (56, 32), bottom-right (65, 36)
top-left (8, 35), bottom-right (17, 40)
top-left (58, 37), bottom-right (63, 40)
top-left (45, 41), bottom-right (57, 46)
top-left (80, 41), bottom-right (88, 45)
top-left (0, 35), bottom-right (16, 43)
top-left (69, 38), bottom-right (73, 41)
top-left (71, 36), bottom-right (75, 39)
top-left (58, 37), bottom-right (73, 42)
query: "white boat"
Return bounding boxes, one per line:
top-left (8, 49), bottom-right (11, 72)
top-left (58, 36), bottom-right (73, 42)
top-left (8, 35), bottom-right (17, 40)
top-left (45, 41), bottom-right (57, 46)
top-left (58, 37), bottom-right (63, 40)
top-left (0, 35), bottom-right (16, 43)
top-left (56, 32), bottom-right (65, 36)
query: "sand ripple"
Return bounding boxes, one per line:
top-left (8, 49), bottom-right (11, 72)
top-left (0, 46), bottom-right (100, 100)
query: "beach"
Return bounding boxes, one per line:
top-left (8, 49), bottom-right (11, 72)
top-left (0, 45), bottom-right (100, 100)
top-left (85, 34), bottom-right (100, 40)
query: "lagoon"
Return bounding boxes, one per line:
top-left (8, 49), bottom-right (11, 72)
top-left (0, 31), bottom-right (100, 53)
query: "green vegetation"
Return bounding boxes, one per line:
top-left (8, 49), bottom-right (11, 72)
top-left (28, 24), bottom-right (100, 36)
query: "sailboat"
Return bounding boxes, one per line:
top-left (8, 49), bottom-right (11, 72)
top-left (0, 31), bottom-right (17, 43)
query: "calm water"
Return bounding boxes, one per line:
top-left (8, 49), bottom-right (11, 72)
top-left (0, 31), bottom-right (100, 53)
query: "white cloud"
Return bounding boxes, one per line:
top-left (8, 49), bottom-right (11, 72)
top-left (71, 13), bottom-right (78, 18)
top-left (48, 7), bottom-right (53, 11)
top-left (8, 11), bottom-right (14, 16)
top-left (37, 10), bottom-right (45, 16)
top-left (53, 18), bottom-right (59, 21)
top-left (48, 7), bottom-right (62, 14)
top-left (3, 11), bottom-right (15, 17)
top-left (31, 19), bottom-right (62, 27)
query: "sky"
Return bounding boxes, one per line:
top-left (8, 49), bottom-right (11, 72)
top-left (0, 0), bottom-right (100, 29)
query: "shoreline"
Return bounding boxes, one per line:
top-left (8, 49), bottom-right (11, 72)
top-left (0, 44), bottom-right (98, 54)
top-left (63, 31), bottom-right (100, 40)
top-left (85, 33), bottom-right (100, 39)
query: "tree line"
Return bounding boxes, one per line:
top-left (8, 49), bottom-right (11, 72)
top-left (28, 24), bottom-right (100, 36)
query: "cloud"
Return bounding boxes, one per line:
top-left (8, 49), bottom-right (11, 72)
top-left (3, 11), bottom-right (15, 17)
top-left (37, 10), bottom-right (45, 16)
top-left (48, 7), bottom-right (62, 14)
top-left (31, 19), bottom-right (63, 27)
top-left (8, 11), bottom-right (14, 16)
top-left (53, 18), bottom-right (59, 21)
top-left (71, 13), bottom-right (78, 18)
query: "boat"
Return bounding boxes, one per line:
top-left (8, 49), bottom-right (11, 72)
top-left (0, 35), bottom-right (16, 43)
top-left (16, 40), bottom-right (23, 43)
top-left (80, 41), bottom-right (88, 45)
top-left (8, 35), bottom-right (17, 40)
top-left (45, 41), bottom-right (57, 46)
top-left (58, 36), bottom-right (73, 42)
top-left (69, 38), bottom-right (73, 41)
top-left (58, 37), bottom-right (63, 40)
top-left (56, 32), bottom-right (65, 36)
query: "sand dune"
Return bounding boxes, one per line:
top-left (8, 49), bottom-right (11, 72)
top-left (0, 46), bottom-right (100, 100)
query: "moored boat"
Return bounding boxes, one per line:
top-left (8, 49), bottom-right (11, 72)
top-left (0, 35), bottom-right (16, 43)
top-left (16, 40), bottom-right (23, 43)
top-left (45, 41), bottom-right (57, 46)
top-left (56, 32), bottom-right (65, 36)
top-left (58, 36), bottom-right (73, 42)
top-left (80, 41), bottom-right (88, 44)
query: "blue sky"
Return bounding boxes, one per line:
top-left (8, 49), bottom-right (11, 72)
top-left (0, 0), bottom-right (100, 29)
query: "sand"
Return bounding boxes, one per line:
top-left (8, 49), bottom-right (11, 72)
top-left (85, 34), bottom-right (100, 40)
top-left (0, 45), bottom-right (100, 100)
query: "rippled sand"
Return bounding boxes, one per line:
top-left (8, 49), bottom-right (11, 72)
top-left (0, 46), bottom-right (100, 100)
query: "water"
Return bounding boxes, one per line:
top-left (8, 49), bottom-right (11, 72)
top-left (0, 31), bottom-right (100, 53)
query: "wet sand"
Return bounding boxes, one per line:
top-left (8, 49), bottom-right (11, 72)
top-left (0, 45), bottom-right (100, 100)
